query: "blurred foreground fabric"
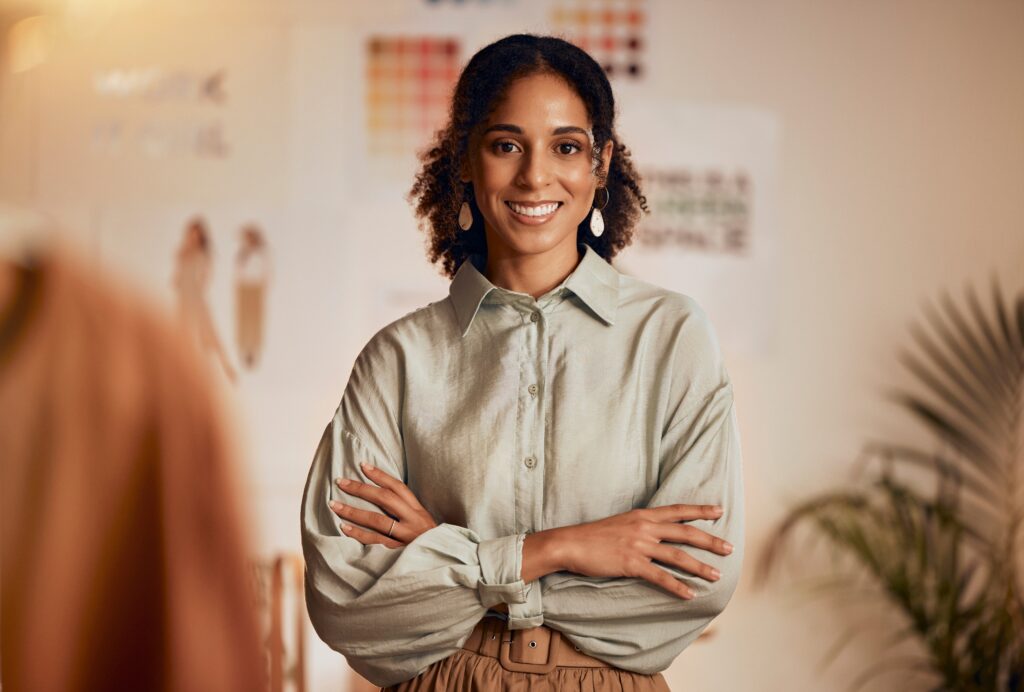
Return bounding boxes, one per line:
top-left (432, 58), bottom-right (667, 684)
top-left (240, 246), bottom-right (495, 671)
top-left (0, 231), bottom-right (265, 691)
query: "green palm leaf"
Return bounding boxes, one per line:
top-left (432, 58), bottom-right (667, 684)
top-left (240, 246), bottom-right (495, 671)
top-left (756, 277), bottom-right (1024, 691)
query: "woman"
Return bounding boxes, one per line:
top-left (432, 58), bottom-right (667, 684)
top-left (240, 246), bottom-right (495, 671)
top-left (301, 34), bottom-right (743, 691)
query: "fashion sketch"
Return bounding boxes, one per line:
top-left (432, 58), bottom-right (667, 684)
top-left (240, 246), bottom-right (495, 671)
top-left (172, 216), bottom-right (237, 383)
top-left (234, 223), bottom-right (270, 370)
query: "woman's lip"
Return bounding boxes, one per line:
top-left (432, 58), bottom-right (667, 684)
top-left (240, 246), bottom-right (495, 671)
top-left (504, 201), bottom-right (562, 225)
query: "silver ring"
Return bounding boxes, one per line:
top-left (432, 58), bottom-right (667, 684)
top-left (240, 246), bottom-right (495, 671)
top-left (387, 518), bottom-right (397, 537)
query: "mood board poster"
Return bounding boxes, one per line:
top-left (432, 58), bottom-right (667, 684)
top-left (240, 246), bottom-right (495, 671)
top-left (31, 15), bottom-right (289, 210)
top-left (616, 102), bottom-right (779, 357)
top-left (355, 0), bottom-right (651, 180)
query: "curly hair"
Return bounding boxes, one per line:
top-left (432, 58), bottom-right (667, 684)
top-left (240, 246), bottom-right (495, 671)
top-left (409, 33), bottom-right (649, 279)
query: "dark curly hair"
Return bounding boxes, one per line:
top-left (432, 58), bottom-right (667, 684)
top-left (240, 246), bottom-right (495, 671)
top-left (409, 33), bottom-right (649, 279)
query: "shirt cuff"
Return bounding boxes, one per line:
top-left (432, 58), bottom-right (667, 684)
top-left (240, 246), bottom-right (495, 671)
top-left (477, 533), bottom-right (544, 629)
top-left (477, 533), bottom-right (528, 607)
top-left (507, 580), bottom-right (543, 630)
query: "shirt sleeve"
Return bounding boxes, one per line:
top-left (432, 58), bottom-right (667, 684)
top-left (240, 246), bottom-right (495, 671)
top-left (540, 301), bottom-right (745, 675)
top-left (300, 328), bottom-right (539, 687)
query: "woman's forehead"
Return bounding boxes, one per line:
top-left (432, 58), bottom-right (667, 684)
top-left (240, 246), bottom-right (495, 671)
top-left (491, 73), bottom-right (586, 114)
top-left (483, 74), bottom-right (592, 136)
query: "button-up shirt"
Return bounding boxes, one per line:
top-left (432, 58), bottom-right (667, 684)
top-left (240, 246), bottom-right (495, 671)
top-left (301, 242), bottom-right (745, 687)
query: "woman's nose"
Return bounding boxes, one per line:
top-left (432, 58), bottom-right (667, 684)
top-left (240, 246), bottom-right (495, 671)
top-left (516, 150), bottom-right (551, 188)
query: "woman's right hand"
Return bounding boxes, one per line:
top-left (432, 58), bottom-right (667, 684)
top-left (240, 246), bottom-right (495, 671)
top-left (550, 505), bottom-right (733, 600)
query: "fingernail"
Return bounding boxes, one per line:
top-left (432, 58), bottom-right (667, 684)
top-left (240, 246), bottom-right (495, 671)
top-left (723, 542), bottom-right (734, 554)
top-left (340, 523), bottom-right (352, 532)
top-left (712, 506), bottom-right (724, 516)
top-left (329, 500), bottom-right (343, 511)
top-left (337, 478), bottom-right (351, 487)
top-left (360, 462), bottom-right (375, 471)
top-left (684, 588), bottom-right (695, 599)
top-left (710, 568), bottom-right (721, 579)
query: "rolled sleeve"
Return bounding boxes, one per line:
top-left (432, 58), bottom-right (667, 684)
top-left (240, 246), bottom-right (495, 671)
top-left (477, 533), bottom-right (527, 606)
top-left (477, 532), bottom-right (543, 628)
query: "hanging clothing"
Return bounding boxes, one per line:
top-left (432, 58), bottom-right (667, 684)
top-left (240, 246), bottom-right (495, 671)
top-left (301, 242), bottom-right (744, 688)
top-left (0, 240), bottom-right (264, 692)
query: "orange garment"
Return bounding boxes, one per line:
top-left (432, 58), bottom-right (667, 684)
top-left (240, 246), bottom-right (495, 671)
top-left (0, 243), bottom-right (265, 691)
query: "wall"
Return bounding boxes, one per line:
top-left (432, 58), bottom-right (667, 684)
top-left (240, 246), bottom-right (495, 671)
top-left (1, 1), bottom-right (1022, 689)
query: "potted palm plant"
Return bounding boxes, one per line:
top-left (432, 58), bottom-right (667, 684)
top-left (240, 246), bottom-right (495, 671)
top-left (756, 278), bottom-right (1023, 691)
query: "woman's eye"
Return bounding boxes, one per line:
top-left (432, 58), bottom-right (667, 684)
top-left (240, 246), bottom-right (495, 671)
top-left (557, 142), bottom-right (582, 155)
top-left (494, 141), bottom-right (519, 154)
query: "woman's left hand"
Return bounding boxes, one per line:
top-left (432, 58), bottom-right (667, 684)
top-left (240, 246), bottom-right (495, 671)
top-left (331, 462), bottom-right (438, 549)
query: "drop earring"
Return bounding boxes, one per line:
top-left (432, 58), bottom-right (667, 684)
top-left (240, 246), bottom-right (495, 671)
top-left (458, 187), bottom-right (474, 231)
top-left (590, 187), bottom-right (610, 237)
top-left (458, 202), bottom-right (473, 231)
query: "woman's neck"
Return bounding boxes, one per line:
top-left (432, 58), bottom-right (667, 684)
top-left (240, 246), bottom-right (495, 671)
top-left (483, 238), bottom-right (583, 300)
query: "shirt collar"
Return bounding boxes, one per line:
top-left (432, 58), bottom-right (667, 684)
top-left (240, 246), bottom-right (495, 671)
top-left (449, 243), bottom-right (620, 337)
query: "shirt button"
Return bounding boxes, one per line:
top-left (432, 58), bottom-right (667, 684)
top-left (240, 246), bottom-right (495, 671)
top-left (527, 384), bottom-right (538, 397)
top-left (524, 455), bottom-right (537, 469)
top-left (529, 312), bottom-right (540, 323)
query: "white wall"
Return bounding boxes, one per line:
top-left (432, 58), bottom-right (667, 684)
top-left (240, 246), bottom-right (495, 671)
top-left (2, 1), bottom-right (1022, 690)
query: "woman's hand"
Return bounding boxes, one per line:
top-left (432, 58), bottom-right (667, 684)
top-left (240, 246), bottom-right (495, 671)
top-left (331, 462), bottom-right (438, 549)
top-left (553, 504), bottom-right (733, 600)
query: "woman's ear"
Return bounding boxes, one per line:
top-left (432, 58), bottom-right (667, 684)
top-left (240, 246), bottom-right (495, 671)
top-left (599, 139), bottom-right (614, 182)
top-left (458, 149), bottom-right (473, 184)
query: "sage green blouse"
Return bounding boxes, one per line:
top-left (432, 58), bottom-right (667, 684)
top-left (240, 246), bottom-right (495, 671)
top-left (300, 243), bottom-right (744, 687)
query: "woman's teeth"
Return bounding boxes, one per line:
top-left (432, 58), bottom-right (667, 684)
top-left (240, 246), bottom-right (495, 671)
top-left (506, 201), bottom-right (560, 217)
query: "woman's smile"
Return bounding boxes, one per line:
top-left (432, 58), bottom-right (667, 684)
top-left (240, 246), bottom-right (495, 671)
top-left (504, 200), bottom-right (563, 224)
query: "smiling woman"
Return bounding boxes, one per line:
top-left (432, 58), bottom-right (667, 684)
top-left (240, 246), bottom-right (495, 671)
top-left (410, 33), bottom-right (649, 282)
top-left (301, 34), bottom-right (744, 692)
top-left (460, 73), bottom-right (615, 275)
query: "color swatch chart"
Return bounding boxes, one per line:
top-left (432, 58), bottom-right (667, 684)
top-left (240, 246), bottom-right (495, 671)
top-left (364, 36), bottom-right (461, 158)
top-left (550, 0), bottom-right (648, 79)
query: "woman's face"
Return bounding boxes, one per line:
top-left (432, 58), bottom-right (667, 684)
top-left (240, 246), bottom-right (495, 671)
top-left (463, 72), bottom-right (612, 260)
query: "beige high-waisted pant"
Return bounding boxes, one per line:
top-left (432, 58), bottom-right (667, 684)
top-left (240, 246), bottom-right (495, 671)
top-left (381, 616), bottom-right (671, 692)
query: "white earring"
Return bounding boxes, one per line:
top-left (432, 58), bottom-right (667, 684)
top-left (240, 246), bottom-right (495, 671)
top-left (590, 187), bottom-right (609, 237)
top-left (458, 201), bottom-right (473, 231)
top-left (590, 208), bottom-right (605, 237)
top-left (458, 202), bottom-right (473, 231)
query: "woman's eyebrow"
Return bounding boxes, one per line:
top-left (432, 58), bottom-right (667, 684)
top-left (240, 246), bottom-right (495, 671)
top-left (482, 123), bottom-right (591, 138)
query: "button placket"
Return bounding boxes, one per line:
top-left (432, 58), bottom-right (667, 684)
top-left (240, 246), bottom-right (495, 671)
top-left (515, 304), bottom-right (546, 539)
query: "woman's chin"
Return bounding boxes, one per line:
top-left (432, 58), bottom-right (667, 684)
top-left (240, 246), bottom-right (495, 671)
top-left (487, 222), bottom-right (579, 255)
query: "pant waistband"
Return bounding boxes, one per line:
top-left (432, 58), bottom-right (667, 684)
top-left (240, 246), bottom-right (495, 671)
top-left (461, 616), bottom-right (611, 674)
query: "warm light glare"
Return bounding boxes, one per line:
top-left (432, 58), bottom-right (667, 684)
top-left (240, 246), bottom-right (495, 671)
top-left (64, 0), bottom-right (156, 39)
top-left (6, 15), bottom-right (56, 74)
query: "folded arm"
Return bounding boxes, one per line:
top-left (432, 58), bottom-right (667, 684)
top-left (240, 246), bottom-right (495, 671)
top-left (300, 333), bottom-right (539, 687)
top-left (540, 382), bottom-right (744, 673)
top-left (534, 302), bottom-right (745, 674)
top-left (316, 380), bottom-right (743, 682)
